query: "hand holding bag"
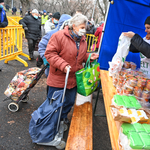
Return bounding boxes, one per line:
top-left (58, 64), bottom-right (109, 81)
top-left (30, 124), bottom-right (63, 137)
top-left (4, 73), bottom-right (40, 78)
top-left (75, 54), bottom-right (100, 96)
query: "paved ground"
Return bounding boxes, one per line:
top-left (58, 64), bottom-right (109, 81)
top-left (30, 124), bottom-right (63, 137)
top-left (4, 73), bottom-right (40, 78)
top-left (0, 40), bottom-right (111, 150)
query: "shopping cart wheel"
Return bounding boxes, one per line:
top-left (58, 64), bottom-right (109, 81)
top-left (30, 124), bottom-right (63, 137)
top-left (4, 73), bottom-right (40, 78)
top-left (21, 95), bottom-right (29, 103)
top-left (64, 124), bottom-right (68, 132)
top-left (55, 141), bottom-right (66, 149)
top-left (8, 102), bottom-right (19, 112)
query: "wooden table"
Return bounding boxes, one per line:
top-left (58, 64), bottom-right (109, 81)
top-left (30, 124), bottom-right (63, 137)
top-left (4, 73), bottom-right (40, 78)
top-left (100, 70), bottom-right (121, 150)
top-left (65, 96), bottom-right (93, 150)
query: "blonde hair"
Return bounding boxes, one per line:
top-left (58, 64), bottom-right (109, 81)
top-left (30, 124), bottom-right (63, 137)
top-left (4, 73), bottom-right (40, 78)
top-left (68, 13), bottom-right (88, 29)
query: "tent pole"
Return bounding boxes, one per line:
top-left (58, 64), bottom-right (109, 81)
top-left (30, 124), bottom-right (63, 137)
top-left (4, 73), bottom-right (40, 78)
top-left (97, 1), bottom-right (112, 54)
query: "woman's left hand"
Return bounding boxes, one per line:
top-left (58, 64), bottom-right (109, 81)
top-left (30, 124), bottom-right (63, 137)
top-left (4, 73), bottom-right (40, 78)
top-left (90, 53), bottom-right (99, 60)
top-left (123, 31), bottom-right (135, 38)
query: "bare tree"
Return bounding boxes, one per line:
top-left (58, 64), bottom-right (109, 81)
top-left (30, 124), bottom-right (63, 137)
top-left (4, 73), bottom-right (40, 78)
top-left (97, 0), bottom-right (108, 20)
top-left (20, 0), bottom-right (31, 16)
top-left (29, 0), bottom-right (108, 24)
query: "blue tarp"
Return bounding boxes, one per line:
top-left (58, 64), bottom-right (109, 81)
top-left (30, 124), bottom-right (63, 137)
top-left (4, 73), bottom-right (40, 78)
top-left (98, 0), bottom-right (150, 70)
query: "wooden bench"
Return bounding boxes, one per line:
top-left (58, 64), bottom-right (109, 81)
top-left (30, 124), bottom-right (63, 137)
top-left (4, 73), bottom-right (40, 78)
top-left (100, 70), bottom-right (120, 150)
top-left (65, 95), bottom-right (93, 150)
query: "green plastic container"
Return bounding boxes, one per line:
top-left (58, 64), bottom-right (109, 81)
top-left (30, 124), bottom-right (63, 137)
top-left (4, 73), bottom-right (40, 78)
top-left (121, 123), bottom-right (136, 135)
top-left (114, 95), bottom-right (125, 106)
top-left (133, 123), bottom-right (146, 133)
top-left (139, 132), bottom-right (150, 149)
top-left (128, 132), bottom-right (143, 149)
top-left (142, 124), bottom-right (150, 134)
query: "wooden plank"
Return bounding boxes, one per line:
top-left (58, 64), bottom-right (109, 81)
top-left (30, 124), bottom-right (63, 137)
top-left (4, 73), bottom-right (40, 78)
top-left (100, 70), bottom-right (120, 150)
top-left (65, 101), bottom-right (93, 150)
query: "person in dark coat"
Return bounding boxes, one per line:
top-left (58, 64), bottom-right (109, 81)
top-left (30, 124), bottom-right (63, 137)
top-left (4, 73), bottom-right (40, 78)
top-left (123, 16), bottom-right (150, 78)
top-left (12, 6), bottom-right (17, 15)
top-left (0, 0), bottom-right (8, 71)
top-left (86, 20), bottom-right (97, 51)
top-left (5, 4), bottom-right (10, 11)
top-left (0, 0), bottom-right (8, 28)
top-left (86, 20), bottom-right (96, 35)
top-left (19, 9), bottom-right (41, 59)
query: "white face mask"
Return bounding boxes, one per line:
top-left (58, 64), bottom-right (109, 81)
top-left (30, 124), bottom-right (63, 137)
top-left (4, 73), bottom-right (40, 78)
top-left (77, 29), bottom-right (86, 36)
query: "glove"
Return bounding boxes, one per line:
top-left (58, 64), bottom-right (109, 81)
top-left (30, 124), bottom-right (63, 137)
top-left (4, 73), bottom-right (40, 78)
top-left (0, 22), bottom-right (6, 27)
top-left (24, 27), bottom-right (28, 31)
top-left (43, 58), bottom-right (50, 67)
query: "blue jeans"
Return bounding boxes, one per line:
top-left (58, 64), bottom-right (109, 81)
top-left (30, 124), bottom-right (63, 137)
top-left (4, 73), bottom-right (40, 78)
top-left (47, 86), bottom-right (77, 119)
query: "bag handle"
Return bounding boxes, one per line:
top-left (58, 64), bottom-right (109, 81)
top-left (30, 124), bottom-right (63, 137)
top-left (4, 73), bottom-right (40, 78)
top-left (85, 53), bottom-right (92, 69)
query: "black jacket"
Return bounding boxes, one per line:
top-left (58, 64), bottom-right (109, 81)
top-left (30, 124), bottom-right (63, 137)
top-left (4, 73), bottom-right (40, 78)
top-left (12, 7), bottom-right (17, 12)
top-left (0, 8), bottom-right (8, 28)
top-left (19, 15), bottom-right (41, 40)
top-left (129, 34), bottom-right (150, 58)
top-left (86, 24), bottom-right (97, 35)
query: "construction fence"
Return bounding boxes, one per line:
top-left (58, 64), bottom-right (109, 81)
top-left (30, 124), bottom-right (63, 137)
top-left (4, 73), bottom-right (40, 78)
top-left (0, 16), bottom-right (30, 67)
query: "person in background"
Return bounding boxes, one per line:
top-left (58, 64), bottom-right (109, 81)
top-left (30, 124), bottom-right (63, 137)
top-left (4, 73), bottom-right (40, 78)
top-left (19, 9), bottom-right (41, 59)
top-left (41, 10), bottom-right (48, 37)
top-left (5, 4), bottom-right (9, 11)
top-left (123, 16), bottom-right (150, 78)
top-left (94, 21), bottom-right (104, 52)
top-left (38, 14), bottom-right (71, 94)
top-left (0, 0), bottom-right (8, 72)
top-left (0, 0), bottom-right (8, 28)
top-left (44, 14), bottom-right (99, 124)
top-left (12, 6), bottom-right (17, 15)
top-left (86, 20), bottom-right (96, 35)
top-left (86, 20), bottom-right (97, 51)
top-left (44, 12), bottom-right (60, 33)
top-left (20, 6), bottom-right (22, 16)
top-left (75, 8), bottom-right (82, 14)
top-left (48, 12), bottom-right (53, 19)
top-left (25, 10), bottom-right (31, 16)
top-left (38, 11), bottom-right (43, 21)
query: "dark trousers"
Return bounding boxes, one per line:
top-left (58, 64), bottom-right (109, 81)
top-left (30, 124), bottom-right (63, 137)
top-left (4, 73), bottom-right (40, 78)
top-left (27, 39), bottom-right (37, 54)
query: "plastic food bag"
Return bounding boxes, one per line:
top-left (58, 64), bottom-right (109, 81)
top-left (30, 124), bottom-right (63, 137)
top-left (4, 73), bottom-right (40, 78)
top-left (109, 33), bottom-right (131, 76)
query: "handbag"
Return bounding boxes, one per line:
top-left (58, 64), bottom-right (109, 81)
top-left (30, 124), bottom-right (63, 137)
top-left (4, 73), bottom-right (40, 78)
top-left (75, 54), bottom-right (100, 96)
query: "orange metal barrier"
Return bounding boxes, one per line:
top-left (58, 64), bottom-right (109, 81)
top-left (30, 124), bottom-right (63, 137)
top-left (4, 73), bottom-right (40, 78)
top-left (86, 34), bottom-right (98, 52)
top-left (0, 26), bottom-right (30, 67)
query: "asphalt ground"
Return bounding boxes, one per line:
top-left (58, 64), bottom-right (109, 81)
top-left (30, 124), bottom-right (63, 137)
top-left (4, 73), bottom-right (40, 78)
top-left (0, 39), bottom-right (111, 150)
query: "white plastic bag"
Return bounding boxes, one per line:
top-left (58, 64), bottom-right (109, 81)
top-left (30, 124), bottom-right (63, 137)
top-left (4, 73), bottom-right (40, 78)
top-left (76, 93), bottom-right (92, 106)
top-left (109, 33), bottom-right (131, 76)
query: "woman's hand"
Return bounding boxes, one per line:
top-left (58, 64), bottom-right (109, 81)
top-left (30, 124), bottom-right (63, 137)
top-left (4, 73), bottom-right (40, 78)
top-left (90, 53), bottom-right (99, 60)
top-left (64, 65), bottom-right (71, 73)
top-left (123, 31), bottom-right (135, 38)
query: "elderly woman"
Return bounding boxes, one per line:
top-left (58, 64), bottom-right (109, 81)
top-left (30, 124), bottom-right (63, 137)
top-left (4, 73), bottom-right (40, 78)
top-left (123, 16), bottom-right (150, 78)
top-left (45, 13), bottom-right (99, 123)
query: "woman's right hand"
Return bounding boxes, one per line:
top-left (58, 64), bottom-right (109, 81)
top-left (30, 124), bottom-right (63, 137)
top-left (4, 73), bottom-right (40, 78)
top-left (64, 65), bottom-right (71, 73)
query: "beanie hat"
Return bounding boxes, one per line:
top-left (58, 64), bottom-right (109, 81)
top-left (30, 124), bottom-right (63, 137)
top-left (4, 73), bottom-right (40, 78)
top-left (43, 10), bottom-right (46, 13)
top-left (145, 16), bottom-right (150, 25)
top-left (0, 0), bottom-right (4, 3)
top-left (53, 12), bottom-right (61, 20)
top-left (32, 9), bottom-right (39, 14)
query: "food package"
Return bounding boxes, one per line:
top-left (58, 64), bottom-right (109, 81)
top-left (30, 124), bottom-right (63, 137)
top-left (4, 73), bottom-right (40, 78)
top-left (119, 123), bottom-right (150, 150)
top-left (146, 79), bottom-right (150, 90)
top-left (122, 61), bottom-right (137, 70)
top-left (111, 95), bottom-right (142, 109)
top-left (4, 67), bottom-right (41, 101)
top-left (109, 33), bottom-right (131, 76)
top-left (111, 107), bottom-right (150, 124)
